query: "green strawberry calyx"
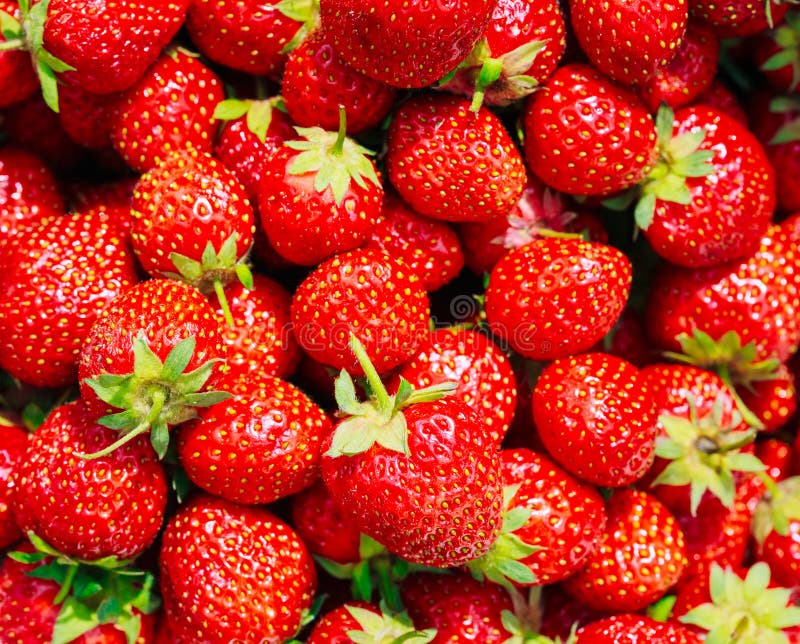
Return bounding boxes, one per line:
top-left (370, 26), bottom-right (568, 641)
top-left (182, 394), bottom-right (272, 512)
top-left (167, 232), bottom-right (254, 327)
top-left (652, 393), bottom-right (764, 516)
top-left (10, 532), bottom-right (159, 644)
top-left (82, 334), bottom-right (231, 459)
top-left (762, 11), bottom-right (800, 92)
top-left (769, 95), bottom-right (800, 144)
top-left (276, 0), bottom-right (320, 54)
top-left (633, 104), bottom-right (715, 230)
top-left (752, 475), bottom-right (800, 545)
top-left (285, 107), bottom-right (381, 205)
top-left (500, 586), bottom-right (577, 644)
top-left (213, 96), bottom-right (286, 143)
top-left (325, 334), bottom-right (457, 458)
top-left (679, 562), bottom-right (800, 643)
top-left (345, 602), bottom-right (437, 644)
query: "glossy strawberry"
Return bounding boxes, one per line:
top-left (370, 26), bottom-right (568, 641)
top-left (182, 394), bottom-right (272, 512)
top-left (320, 0), bottom-right (498, 88)
top-left (56, 83), bottom-right (121, 150)
top-left (690, 0), bottom-right (790, 36)
top-left (739, 363), bottom-right (797, 432)
top-left (575, 614), bottom-right (702, 643)
top-left (0, 416), bottom-right (27, 550)
top-left (0, 146), bottom-right (63, 236)
top-left (485, 238), bottom-right (632, 361)
top-left (533, 353), bottom-right (657, 487)
top-left (569, 0), bottom-right (688, 86)
top-left (0, 208), bottom-right (138, 388)
top-left (0, 1), bottom-right (38, 108)
top-left (693, 78), bottom-right (748, 124)
top-left (386, 93), bottom-right (526, 222)
top-left (159, 493), bottom-right (317, 643)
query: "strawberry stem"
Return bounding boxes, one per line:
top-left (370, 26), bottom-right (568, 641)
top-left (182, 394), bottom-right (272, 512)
top-left (758, 470), bottom-right (783, 500)
top-left (717, 363), bottom-right (765, 430)
top-left (53, 563), bottom-right (78, 605)
top-left (330, 105), bottom-right (347, 156)
top-left (213, 278), bottom-right (235, 327)
top-left (349, 335), bottom-right (392, 414)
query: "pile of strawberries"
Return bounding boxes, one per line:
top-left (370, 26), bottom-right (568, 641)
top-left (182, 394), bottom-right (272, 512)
top-left (3, 0), bottom-right (800, 642)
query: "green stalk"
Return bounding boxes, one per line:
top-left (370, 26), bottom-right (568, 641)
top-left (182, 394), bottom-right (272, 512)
top-left (213, 278), bottom-right (235, 327)
top-left (349, 335), bottom-right (392, 415)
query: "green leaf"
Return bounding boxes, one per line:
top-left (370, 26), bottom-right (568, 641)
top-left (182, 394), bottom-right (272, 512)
top-left (27, 561), bottom-right (69, 584)
top-left (37, 48), bottom-right (75, 73)
top-left (132, 335), bottom-right (165, 380)
top-left (160, 337), bottom-right (197, 381)
top-left (213, 98), bottom-right (251, 121)
top-left (182, 391), bottom-right (232, 407)
top-left (358, 533), bottom-right (386, 560)
top-left (234, 263), bottom-right (254, 290)
top-left (772, 117), bottom-right (800, 144)
top-left (634, 192), bottom-right (657, 229)
top-left (51, 597), bottom-right (101, 644)
top-left (314, 556), bottom-right (357, 580)
top-left (36, 60), bottom-right (60, 112)
top-left (375, 415), bottom-right (410, 455)
top-left (0, 10), bottom-right (23, 41)
top-left (116, 612), bottom-right (142, 644)
top-left (495, 559), bottom-right (536, 585)
top-left (276, 0), bottom-right (315, 22)
top-left (334, 370), bottom-right (361, 415)
top-left (169, 252), bottom-right (204, 282)
top-left (667, 130), bottom-right (706, 159)
top-left (762, 49), bottom-right (798, 71)
top-left (246, 99), bottom-right (273, 143)
top-left (174, 360), bottom-right (218, 394)
top-left (8, 550), bottom-right (49, 565)
top-left (502, 506), bottom-right (532, 534)
top-left (97, 410), bottom-right (140, 432)
top-left (216, 235), bottom-right (239, 267)
top-left (150, 420), bottom-right (169, 460)
top-left (325, 419), bottom-right (379, 457)
top-left (97, 596), bottom-right (122, 623)
top-left (352, 561), bottom-right (373, 601)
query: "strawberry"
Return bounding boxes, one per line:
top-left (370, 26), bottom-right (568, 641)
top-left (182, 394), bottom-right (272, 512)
top-left (291, 249), bottom-right (430, 375)
top-left (0, 415), bottom-right (27, 550)
top-left (320, 0), bottom-right (498, 88)
top-left (562, 488), bottom-right (687, 612)
top-left (754, 11), bottom-right (800, 93)
top-left (539, 586), bottom-right (610, 640)
top-left (77, 279), bottom-right (229, 459)
top-left (485, 238), bottom-right (632, 361)
top-left (363, 192), bottom-right (465, 292)
top-left (159, 493), bottom-right (317, 643)
top-left (634, 105), bottom-right (775, 268)
top-left (282, 30), bottom-right (398, 134)
top-left (0, 146), bottom-right (63, 236)
top-left (186, 0), bottom-right (317, 77)
top-left (602, 308), bottom-right (655, 367)
top-left (739, 363), bottom-right (797, 432)
top-left (386, 93), bottom-right (526, 222)
top-left (0, 1), bottom-right (38, 108)
top-left (308, 602), bottom-right (435, 643)
top-left (522, 63), bottom-right (658, 196)
top-left (757, 438), bottom-right (795, 481)
top-left (66, 177), bottom-right (136, 213)
top-left (321, 335), bottom-right (503, 567)
top-left (11, 399), bottom-right (167, 560)
top-left (532, 353), bottom-right (657, 487)
top-left (56, 82), bottom-right (121, 149)
top-left (395, 327), bottom-right (517, 444)
top-left (111, 48), bottom-right (225, 173)
top-left (0, 207), bottom-right (138, 388)
top-left (753, 476), bottom-right (800, 590)
top-left (575, 614), bottom-right (702, 643)
top-left (693, 78), bottom-right (748, 125)
top-left (569, 0), bottom-right (688, 86)
top-left (177, 366), bottom-right (331, 505)
top-left (690, 0), bottom-right (790, 36)
top-left (639, 21), bottom-right (720, 113)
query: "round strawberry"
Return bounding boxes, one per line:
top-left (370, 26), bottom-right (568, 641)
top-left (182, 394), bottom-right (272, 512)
top-left (386, 93), bottom-right (527, 222)
top-left (0, 416), bottom-right (28, 550)
top-left (485, 238), bottom-right (632, 361)
top-left (522, 63), bottom-right (658, 196)
top-left (159, 493), bottom-right (317, 643)
top-left (575, 614), bottom-right (702, 643)
top-left (0, 146), bottom-right (63, 237)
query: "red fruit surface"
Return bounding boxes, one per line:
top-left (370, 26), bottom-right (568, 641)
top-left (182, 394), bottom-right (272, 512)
top-left (307, 602), bottom-right (382, 644)
top-left (690, 0), bottom-right (789, 36)
top-left (0, 1), bottom-right (38, 108)
top-left (0, 147), bottom-right (63, 237)
top-left (57, 84), bottom-right (121, 150)
top-left (693, 78), bottom-right (748, 124)
top-left (575, 614), bottom-right (702, 643)
top-left (0, 419), bottom-right (27, 550)
top-left (739, 364), bottom-right (797, 433)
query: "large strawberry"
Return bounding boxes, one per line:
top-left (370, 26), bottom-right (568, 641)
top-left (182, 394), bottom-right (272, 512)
top-left (321, 335), bottom-right (504, 568)
top-left (159, 493), bottom-right (317, 643)
top-left (522, 63), bottom-right (658, 196)
top-left (0, 208), bottom-right (138, 388)
top-left (485, 238), bottom-right (631, 361)
top-left (0, 415), bottom-right (28, 550)
top-left (0, 146), bottom-right (63, 236)
top-left (386, 93), bottom-right (526, 222)
top-left (320, 0), bottom-right (498, 88)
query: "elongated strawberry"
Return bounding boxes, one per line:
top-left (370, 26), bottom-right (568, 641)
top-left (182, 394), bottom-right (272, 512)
top-left (0, 146), bottom-right (63, 236)
top-left (386, 93), bottom-right (526, 222)
top-left (0, 415), bottom-right (27, 550)
top-left (575, 614), bottom-right (702, 643)
top-left (320, 0), bottom-right (498, 88)
top-left (159, 493), bottom-right (317, 643)
top-left (485, 238), bottom-right (632, 361)
top-left (0, 208), bottom-right (138, 388)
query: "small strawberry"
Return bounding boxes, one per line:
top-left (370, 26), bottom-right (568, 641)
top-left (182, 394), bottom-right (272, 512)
top-left (693, 78), bottom-right (748, 124)
top-left (690, 0), bottom-right (790, 36)
top-left (569, 0), bottom-right (688, 86)
top-left (320, 0), bottom-right (498, 88)
top-left (0, 1), bottom-right (38, 108)
top-left (308, 602), bottom-right (436, 643)
top-left (0, 146), bottom-right (63, 236)
top-left (575, 614), bottom-right (702, 643)
top-left (291, 249), bottom-right (430, 375)
top-left (522, 63), bottom-right (658, 196)
top-left (533, 353), bottom-right (657, 487)
top-left (386, 93), bottom-right (527, 222)
top-left (159, 493), bottom-right (317, 643)
top-left (485, 238), bottom-right (632, 361)
top-left (754, 11), bottom-right (800, 93)
top-left (0, 414), bottom-right (28, 550)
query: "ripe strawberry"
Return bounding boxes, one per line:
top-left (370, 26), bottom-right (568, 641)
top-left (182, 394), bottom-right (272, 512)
top-left (485, 238), bottom-right (632, 361)
top-left (739, 363), bottom-right (797, 432)
top-left (320, 0), bottom-right (498, 88)
top-left (754, 11), bottom-right (800, 93)
top-left (575, 614), bottom-right (702, 643)
top-left (533, 353), bottom-right (657, 487)
top-left (639, 21), bottom-right (720, 113)
top-left (690, 0), bottom-right (790, 36)
top-left (178, 366), bottom-right (331, 505)
top-left (752, 476), bottom-right (800, 591)
top-left (0, 146), bottom-right (63, 236)
top-left (693, 78), bottom-right (748, 124)
top-left (539, 586), bottom-right (611, 640)
top-left (66, 176), bottom-right (137, 213)
top-left (282, 30), bottom-right (397, 133)
top-left (0, 208), bottom-right (138, 388)
top-left (12, 400), bottom-right (167, 560)
top-left (186, 0), bottom-right (316, 77)
top-left (57, 82), bottom-right (121, 149)
top-left (563, 488), bottom-right (687, 612)
top-left (77, 279), bottom-right (229, 458)
top-left (0, 1), bottom-right (38, 108)
top-left (522, 63), bottom-right (658, 196)
top-left (159, 493), bottom-right (317, 643)
top-left (0, 415), bottom-right (27, 550)
top-left (321, 336), bottom-right (503, 567)
top-left (111, 48), bottom-right (225, 173)
top-left (635, 105), bottom-right (775, 268)
top-left (291, 249), bottom-right (430, 375)
top-left (395, 327), bottom-right (517, 444)
top-left (569, 0), bottom-right (688, 86)
top-left (757, 438), bottom-right (794, 481)
top-left (308, 602), bottom-right (435, 643)
top-left (602, 308), bottom-right (655, 367)
top-left (386, 93), bottom-right (526, 222)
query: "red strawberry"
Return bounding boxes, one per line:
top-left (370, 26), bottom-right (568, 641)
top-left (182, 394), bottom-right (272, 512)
top-left (757, 438), bottom-right (795, 481)
top-left (320, 0), bottom-right (498, 88)
top-left (602, 308), bottom-right (655, 367)
top-left (178, 366), bottom-right (331, 505)
top-left (321, 336), bottom-right (503, 567)
top-left (693, 78), bottom-right (748, 125)
top-left (308, 602), bottom-right (435, 643)
top-left (485, 238), bottom-right (632, 361)
top-left (539, 586), bottom-right (610, 640)
top-left (66, 176), bottom-right (136, 213)
top-left (739, 363), bottom-right (797, 432)
top-left (159, 493), bottom-right (317, 643)
top-left (0, 146), bottom-right (63, 236)
top-left (0, 208), bottom-right (138, 388)
top-left (522, 63), bottom-right (658, 196)
top-left (386, 93), bottom-right (527, 222)
top-left (0, 415), bottom-right (27, 550)
top-left (569, 0), bottom-right (688, 86)
top-left (563, 488), bottom-right (688, 612)
top-left (753, 476), bottom-right (800, 590)
top-left (533, 353), bottom-right (657, 487)
top-left (56, 83), bottom-right (121, 149)
top-left (0, 1), bottom-right (38, 108)
top-left (395, 327), bottom-right (517, 444)
top-left (186, 0), bottom-right (316, 77)
top-left (690, 0), bottom-right (790, 36)
top-left (12, 400), bottom-right (167, 560)
top-left (291, 249), bottom-right (430, 375)
top-left (282, 30), bottom-right (397, 133)
top-left (754, 12), bottom-right (800, 93)
top-left (111, 49), bottom-right (225, 173)
top-left (575, 614), bottom-right (702, 643)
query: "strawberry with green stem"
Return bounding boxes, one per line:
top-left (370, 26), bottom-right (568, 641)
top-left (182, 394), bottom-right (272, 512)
top-left (0, 1), bottom-right (39, 109)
